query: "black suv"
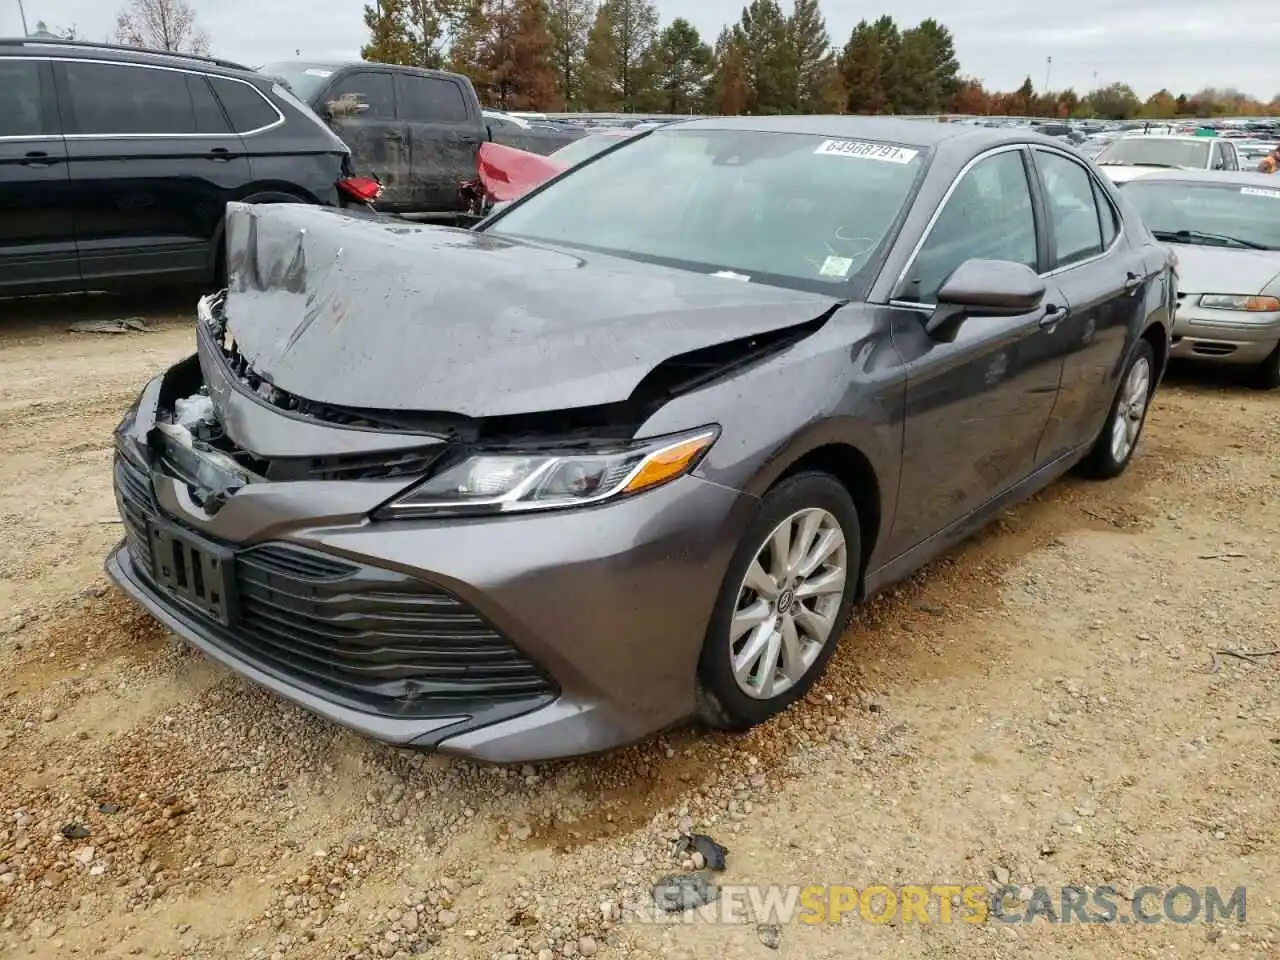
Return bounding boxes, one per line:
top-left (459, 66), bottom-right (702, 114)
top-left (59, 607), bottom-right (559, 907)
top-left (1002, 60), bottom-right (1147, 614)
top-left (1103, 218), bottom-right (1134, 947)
top-left (0, 39), bottom-right (361, 297)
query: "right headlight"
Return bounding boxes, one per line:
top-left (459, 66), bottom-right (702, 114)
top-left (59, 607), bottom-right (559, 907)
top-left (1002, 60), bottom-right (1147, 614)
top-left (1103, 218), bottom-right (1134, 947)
top-left (375, 426), bottom-right (719, 519)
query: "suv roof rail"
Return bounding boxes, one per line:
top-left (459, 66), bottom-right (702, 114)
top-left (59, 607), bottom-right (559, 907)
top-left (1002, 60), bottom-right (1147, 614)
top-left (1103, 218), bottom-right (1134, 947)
top-left (0, 37), bottom-right (253, 73)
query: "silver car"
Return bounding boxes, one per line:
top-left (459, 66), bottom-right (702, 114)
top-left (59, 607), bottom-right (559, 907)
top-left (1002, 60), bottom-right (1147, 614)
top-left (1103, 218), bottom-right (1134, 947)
top-left (1120, 169), bottom-right (1280, 387)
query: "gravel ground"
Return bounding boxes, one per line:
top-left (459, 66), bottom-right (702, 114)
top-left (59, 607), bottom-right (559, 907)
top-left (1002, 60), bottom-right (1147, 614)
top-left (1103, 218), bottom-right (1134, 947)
top-left (0, 301), bottom-right (1276, 960)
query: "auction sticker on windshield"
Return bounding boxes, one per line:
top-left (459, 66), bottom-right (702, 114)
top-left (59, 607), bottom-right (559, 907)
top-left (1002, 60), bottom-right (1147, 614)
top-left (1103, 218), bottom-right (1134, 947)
top-left (814, 140), bottom-right (919, 164)
top-left (1241, 187), bottom-right (1280, 200)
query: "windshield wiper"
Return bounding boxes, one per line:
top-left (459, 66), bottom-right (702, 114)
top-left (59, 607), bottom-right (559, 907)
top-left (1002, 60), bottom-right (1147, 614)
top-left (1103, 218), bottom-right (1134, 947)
top-left (1151, 229), bottom-right (1268, 250)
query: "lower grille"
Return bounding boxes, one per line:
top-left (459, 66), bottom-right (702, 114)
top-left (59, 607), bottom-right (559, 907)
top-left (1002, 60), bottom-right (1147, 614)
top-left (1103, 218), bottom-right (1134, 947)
top-left (111, 454), bottom-right (554, 714)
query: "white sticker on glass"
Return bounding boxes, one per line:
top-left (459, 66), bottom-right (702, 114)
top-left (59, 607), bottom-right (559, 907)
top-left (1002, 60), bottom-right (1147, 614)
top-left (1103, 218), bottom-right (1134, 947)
top-left (303, 68), bottom-right (334, 78)
top-left (1241, 186), bottom-right (1280, 200)
top-left (814, 139), bottom-right (919, 164)
top-left (819, 255), bottom-right (854, 277)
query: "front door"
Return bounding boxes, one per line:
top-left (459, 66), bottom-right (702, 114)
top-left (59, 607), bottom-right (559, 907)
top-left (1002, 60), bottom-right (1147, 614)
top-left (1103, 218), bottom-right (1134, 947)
top-left (317, 69), bottom-right (412, 211)
top-left (396, 72), bottom-right (482, 213)
top-left (55, 60), bottom-right (251, 287)
top-left (888, 147), bottom-right (1065, 555)
top-left (0, 58), bottom-right (79, 294)
top-left (1030, 147), bottom-right (1151, 459)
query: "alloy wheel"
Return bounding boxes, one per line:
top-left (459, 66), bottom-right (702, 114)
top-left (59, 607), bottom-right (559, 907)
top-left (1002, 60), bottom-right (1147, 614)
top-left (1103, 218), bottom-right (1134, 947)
top-left (1110, 355), bottom-right (1152, 465)
top-left (729, 507), bottom-right (847, 700)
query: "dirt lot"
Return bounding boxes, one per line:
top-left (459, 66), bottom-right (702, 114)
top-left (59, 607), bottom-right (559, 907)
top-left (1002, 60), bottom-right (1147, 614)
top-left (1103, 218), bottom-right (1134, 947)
top-left (0, 297), bottom-right (1276, 960)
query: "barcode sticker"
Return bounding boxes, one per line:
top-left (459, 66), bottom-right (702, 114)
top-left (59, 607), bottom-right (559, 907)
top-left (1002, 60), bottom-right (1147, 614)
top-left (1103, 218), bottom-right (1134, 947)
top-left (814, 140), bottom-right (919, 164)
top-left (1241, 186), bottom-right (1280, 200)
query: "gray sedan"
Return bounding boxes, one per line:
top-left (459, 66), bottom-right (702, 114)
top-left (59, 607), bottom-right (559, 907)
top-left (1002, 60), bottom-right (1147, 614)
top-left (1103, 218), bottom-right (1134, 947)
top-left (1120, 169), bottom-right (1280, 387)
top-left (107, 116), bottom-right (1175, 762)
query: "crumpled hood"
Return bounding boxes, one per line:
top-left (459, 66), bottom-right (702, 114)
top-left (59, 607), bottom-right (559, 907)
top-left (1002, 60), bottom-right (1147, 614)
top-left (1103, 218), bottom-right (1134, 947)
top-left (221, 202), bottom-right (841, 418)
top-left (1170, 244), bottom-right (1280, 295)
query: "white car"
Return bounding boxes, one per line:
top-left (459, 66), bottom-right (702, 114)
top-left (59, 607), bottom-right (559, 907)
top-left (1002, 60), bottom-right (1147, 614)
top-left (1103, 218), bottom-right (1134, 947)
top-left (1094, 134), bottom-right (1241, 183)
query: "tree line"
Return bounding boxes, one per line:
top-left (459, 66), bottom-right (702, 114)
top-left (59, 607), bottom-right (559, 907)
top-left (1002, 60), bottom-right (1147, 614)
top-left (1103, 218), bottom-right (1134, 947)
top-left (92, 0), bottom-right (1280, 119)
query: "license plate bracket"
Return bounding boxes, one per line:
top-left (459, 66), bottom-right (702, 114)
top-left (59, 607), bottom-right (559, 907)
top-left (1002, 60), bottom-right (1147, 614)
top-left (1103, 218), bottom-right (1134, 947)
top-left (147, 522), bottom-right (237, 626)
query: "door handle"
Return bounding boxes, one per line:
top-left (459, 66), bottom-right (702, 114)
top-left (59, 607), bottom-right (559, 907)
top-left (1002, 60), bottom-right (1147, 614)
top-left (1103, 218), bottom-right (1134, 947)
top-left (1123, 271), bottom-right (1143, 293)
top-left (1039, 302), bottom-right (1069, 327)
top-left (20, 150), bottom-right (58, 167)
top-left (209, 147), bottom-right (233, 162)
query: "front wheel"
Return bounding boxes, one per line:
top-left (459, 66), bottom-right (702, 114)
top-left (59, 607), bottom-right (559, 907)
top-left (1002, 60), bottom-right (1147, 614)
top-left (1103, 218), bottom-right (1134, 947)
top-left (696, 473), bottom-right (861, 731)
top-left (1253, 343), bottom-right (1280, 390)
top-left (1078, 339), bottom-right (1156, 479)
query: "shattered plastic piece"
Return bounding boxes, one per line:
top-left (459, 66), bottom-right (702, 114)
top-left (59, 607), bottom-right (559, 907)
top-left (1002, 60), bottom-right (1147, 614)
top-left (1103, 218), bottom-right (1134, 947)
top-left (652, 874), bottom-right (719, 913)
top-left (68, 318), bottom-right (152, 334)
top-left (174, 393), bottom-right (215, 429)
top-left (60, 823), bottom-right (90, 840)
top-left (757, 923), bottom-right (782, 949)
top-left (675, 833), bottom-right (728, 871)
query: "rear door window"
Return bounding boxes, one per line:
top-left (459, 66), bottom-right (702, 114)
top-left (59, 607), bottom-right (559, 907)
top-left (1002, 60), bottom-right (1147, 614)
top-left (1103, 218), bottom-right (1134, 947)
top-left (323, 72), bottom-right (396, 121)
top-left (1035, 149), bottom-right (1104, 268)
top-left (398, 75), bottom-right (469, 123)
top-left (188, 75), bottom-right (231, 134)
top-left (208, 77), bottom-right (279, 134)
top-left (0, 60), bottom-right (50, 137)
top-left (61, 61), bottom-right (196, 135)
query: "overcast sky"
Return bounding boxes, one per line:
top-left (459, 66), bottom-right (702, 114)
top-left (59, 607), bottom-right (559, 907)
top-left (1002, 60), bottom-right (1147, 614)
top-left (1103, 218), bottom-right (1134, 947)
top-left (5, 0), bottom-right (1276, 99)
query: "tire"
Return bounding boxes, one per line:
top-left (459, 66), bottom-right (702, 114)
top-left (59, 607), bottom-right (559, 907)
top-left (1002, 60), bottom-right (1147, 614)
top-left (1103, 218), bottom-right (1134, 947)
top-left (1078, 339), bottom-right (1156, 479)
top-left (696, 472), bottom-right (861, 731)
top-left (1253, 344), bottom-right (1280, 390)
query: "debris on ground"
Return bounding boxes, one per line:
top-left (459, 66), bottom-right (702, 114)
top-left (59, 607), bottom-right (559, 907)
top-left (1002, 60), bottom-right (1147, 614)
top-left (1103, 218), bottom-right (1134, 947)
top-left (673, 833), bottom-right (729, 871)
top-left (59, 824), bottom-right (90, 840)
top-left (68, 317), bottom-right (152, 334)
top-left (653, 873), bottom-right (720, 912)
top-left (757, 923), bottom-right (782, 949)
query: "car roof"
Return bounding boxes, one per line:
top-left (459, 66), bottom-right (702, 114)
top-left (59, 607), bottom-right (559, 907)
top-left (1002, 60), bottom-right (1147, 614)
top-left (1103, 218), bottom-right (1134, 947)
top-left (1116, 134), bottom-right (1210, 142)
top-left (261, 57), bottom-right (467, 82)
top-left (0, 37), bottom-right (257, 78)
top-left (1123, 169), bottom-right (1280, 187)
top-left (667, 114), bottom-right (1056, 151)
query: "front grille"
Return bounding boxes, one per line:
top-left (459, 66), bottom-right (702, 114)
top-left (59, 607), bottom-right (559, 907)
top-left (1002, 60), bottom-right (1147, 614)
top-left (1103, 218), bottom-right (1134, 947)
top-left (112, 455), bottom-right (553, 714)
top-left (264, 448), bottom-right (442, 482)
top-left (114, 453), bottom-right (155, 571)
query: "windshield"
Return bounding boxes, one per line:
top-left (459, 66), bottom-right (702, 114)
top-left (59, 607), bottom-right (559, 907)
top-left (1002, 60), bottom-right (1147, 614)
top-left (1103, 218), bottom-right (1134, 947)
top-left (486, 128), bottom-right (927, 293)
top-left (258, 62), bottom-right (337, 102)
top-left (1096, 138), bottom-right (1210, 169)
top-left (1122, 180), bottom-right (1280, 250)
top-left (550, 134), bottom-right (633, 167)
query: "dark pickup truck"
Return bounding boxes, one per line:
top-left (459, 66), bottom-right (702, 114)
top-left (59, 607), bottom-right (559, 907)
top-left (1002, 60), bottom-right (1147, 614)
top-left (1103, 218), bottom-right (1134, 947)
top-left (260, 60), bottom-right (576, 218)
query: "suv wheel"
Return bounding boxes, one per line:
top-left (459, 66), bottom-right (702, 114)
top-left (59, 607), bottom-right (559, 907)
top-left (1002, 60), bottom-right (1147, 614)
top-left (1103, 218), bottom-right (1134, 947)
top-left (696, 473), bottom-right (860, 730)
top-left (1078, 339), bottom-right (1155, 479)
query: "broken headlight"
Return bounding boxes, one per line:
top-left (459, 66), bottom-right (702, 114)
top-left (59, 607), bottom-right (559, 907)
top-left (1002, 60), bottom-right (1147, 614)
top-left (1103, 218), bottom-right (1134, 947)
top-left (376, 427), bottom-right (718, 518)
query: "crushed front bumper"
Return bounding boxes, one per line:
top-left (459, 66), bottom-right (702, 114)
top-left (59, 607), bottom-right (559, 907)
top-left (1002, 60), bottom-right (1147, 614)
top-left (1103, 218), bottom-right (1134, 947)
top-left (106, 443), bottom-right (757, 763)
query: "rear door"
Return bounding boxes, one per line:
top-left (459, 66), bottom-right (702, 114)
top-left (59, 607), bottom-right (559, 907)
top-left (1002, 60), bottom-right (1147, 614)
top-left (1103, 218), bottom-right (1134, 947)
top-left (888, 147), bottom-right (1067, 555)
top-left (1030, 147), bottom-right (1150, 459)
top-left (0, 57), bottom-right (79, 294)
top-left (55, 59), bottom-right (252, 287)
top-left (397, 72), bottom-right (482, 213)
top-left (317, 69), bottom-right (411, 209)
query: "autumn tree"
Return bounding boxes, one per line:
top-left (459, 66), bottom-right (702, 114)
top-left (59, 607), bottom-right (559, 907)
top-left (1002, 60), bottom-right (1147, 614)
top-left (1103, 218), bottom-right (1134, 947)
top-left (1141, 88), bottom-right (1177, 118)
top-left (950, 77), bottom-right (990, 115)
top-left (654, 19), bottom-right (711, 114)
top-left (115, 0), bottom-right (210, 54)
top-left (710, 27), bottom-right (749, 115)
top-left (546, 0), bottom-right (594, 108)
top-left (894, 19), bottom-right (958, 114)
top-left (580, 4), bottom-right (621, 110)
top-left (506, 0), bottom-right (561, 109)
top-left (447, 0), bottom-right (490, 81)
top-left (839, 16), bottom-right (899, 114)
top-left (605, 0), bottom-right (660, 110)
top-left (1085, 81), bottom-right (1140, 120)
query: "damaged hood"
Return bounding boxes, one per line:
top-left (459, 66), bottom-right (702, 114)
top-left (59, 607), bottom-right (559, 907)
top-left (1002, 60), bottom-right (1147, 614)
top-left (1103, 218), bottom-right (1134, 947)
top-left (221, 202), bottom-right (842, 417)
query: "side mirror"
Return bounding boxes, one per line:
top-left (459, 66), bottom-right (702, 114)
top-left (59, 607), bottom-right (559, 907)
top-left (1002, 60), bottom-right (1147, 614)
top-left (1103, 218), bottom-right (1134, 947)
top-left (926, 259), bottom-right (1047, 338)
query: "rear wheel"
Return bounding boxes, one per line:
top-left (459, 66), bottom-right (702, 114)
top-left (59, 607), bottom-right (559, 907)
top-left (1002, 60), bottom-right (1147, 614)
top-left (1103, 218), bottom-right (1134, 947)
top-left (1254, 343), bottom-right (1280, 390)
top-left (1078, 339), bottom-right (1155, 479)
top-left (696, 473), bottom-right (861, 730)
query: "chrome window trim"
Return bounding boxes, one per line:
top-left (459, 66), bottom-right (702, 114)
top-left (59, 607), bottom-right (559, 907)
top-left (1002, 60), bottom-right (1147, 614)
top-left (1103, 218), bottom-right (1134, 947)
top-left (1031, 144), bottom-right (1124, 276)
top-left (0, 56), bottom-right (284, 140)
top-left (889, 143), bottom-right (1032, 307)
top-left (889, 141), bottom-right (1129, 310)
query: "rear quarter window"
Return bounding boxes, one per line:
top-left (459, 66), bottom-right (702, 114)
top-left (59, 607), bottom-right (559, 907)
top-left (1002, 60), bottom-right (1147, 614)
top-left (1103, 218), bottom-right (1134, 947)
top-left (209, 77), bottom-right (280, 134)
